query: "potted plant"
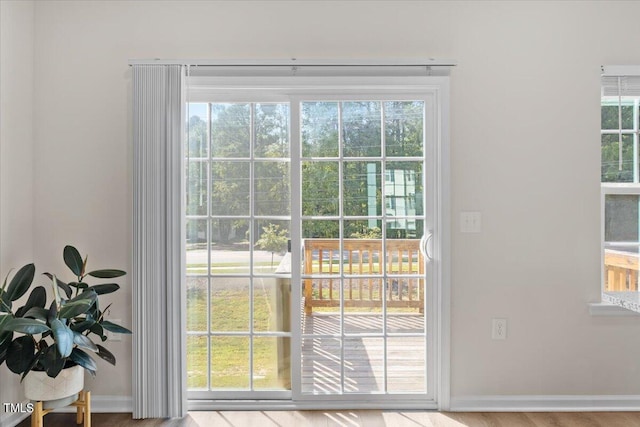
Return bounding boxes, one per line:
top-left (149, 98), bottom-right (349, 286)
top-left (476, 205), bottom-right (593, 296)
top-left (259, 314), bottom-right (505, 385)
top-left (0, 245), bottom-right (131, 409)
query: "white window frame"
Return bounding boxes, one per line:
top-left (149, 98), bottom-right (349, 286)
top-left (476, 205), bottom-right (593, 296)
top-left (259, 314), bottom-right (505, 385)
top-left (594, 67), bottom-right (640, 315)
top-left (185, 75), bottom-right (451, 410)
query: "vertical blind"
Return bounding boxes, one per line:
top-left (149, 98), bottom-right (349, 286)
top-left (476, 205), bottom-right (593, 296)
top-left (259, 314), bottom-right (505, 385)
top-left (132, 64), bottom-right (186, 419)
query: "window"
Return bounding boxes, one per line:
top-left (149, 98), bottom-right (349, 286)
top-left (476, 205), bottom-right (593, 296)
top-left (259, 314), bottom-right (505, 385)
top-left (601, 68), bottom-right (640, 298)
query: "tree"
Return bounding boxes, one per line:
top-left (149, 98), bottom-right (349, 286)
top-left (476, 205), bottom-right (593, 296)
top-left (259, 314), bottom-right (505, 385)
top-left (255, 224), bottom-right (289, 267)
top-left (186, 115), bottom-right (208, 217)
top-left (300, 101), bottom-right (425, 239)
top-left (349, 226), bottom-right (382, 239)
top-left (186, 100), bottom-right (426, 242)
top-left (601, 103), bottom-right (635, 182)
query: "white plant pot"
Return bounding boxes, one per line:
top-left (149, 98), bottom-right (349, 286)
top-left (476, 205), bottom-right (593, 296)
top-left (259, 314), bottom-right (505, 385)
top-left (24, 365), bottom-right (84, 409)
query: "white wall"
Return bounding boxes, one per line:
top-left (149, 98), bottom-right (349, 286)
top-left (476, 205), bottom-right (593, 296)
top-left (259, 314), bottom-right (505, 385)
top-left (13, 0), bottom-right (640, 403)
top-left (0, 0), bottom-right (35, 424)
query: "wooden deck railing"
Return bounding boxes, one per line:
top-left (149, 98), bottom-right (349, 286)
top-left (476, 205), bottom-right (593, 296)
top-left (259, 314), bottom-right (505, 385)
top-left (605, 249), bottom-right (639, 291)
top-left (303, 239), bottom-right (424, 314)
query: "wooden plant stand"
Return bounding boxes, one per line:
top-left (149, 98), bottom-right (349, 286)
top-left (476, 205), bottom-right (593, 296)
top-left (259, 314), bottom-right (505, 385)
top-left (31, 390), bottom-right (91, 427)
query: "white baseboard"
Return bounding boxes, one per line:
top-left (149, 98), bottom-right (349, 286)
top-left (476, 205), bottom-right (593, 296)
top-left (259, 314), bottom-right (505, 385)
top-left (450, 395), bottom-right (640, 412)
top-left (6, 394), bottom-right (640, 425)
top-left (2, 411), bottom-right (31, 427)
top-left (52, 395), bottom-right (132, 413)
top-left (188, 399), bottom-right (439, 411)
top-left (2, 395), bottom-right (132, 427)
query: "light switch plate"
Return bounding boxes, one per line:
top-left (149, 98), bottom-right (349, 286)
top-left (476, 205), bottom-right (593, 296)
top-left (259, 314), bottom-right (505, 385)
top-left (460, 211), bottom-right (482, 233)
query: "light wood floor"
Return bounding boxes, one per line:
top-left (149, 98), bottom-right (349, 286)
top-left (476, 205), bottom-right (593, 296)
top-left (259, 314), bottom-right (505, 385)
top-left (16, 411), bottom-right (640, 427)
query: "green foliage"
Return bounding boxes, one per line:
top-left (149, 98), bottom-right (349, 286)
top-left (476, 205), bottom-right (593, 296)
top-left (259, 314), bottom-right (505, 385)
top-left (601, 104), bottom-right (636, 183)
top-left (0, 245), bottom-right (131, 379)
top-left (602, 104), bottom-right (634, 130)
top-left (349, 227), bottom-right (382, 239)
top-left (187, 100), bottom-right (424, 241)
top-left (187, 103), bottom-right (291, 244)
top-left (601, 133), bottom-right (634, 182)
top-left (4, 264), bottom-right (36, 303)
top-left (301, 101), bottom-right (424, 238)
top-left (255, 224), bottom-right (289, 267)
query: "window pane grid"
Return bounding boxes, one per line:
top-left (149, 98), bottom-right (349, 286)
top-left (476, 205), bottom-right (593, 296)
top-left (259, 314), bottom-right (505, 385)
top-left (188, 102), bottom-right (292, 392)
top-left (601, 95), bottom-right (640, 184)
top-left (299, 99), bottom-right (426, 396)
top-left (602, 78), bottom-right (640, 295)
top-left (189, 96), bottom-right (430, 398)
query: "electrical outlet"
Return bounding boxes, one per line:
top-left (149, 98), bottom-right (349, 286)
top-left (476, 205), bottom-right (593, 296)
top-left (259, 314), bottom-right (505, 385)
top-left (492, 318), bottom-right (507, 340)
top-left (107, 319), bottom-right (122, 342)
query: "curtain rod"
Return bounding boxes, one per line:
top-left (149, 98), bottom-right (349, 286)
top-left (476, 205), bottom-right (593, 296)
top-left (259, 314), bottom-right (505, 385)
top-left (128, 58), bottom-right (457, 67)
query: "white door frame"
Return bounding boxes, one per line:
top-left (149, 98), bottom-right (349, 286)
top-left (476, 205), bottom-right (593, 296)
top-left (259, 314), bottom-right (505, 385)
top-left (185, 76), bottom-right (451, 411)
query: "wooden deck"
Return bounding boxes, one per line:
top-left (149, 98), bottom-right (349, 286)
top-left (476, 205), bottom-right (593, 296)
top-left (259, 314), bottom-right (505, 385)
top-left (300, 313), bottom-right (426, 394)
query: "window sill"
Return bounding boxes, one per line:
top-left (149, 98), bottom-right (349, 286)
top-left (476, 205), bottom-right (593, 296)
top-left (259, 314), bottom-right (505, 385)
top-left (589, 292), bottom-right (640, 316)
top-left (589, 303), bottom-right (638, 316)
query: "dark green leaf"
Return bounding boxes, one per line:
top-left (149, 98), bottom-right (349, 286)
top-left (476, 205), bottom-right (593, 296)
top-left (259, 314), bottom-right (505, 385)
top-left (0, 314), bottom-right (10, 332)
top-left (69, 289), bottom-right (97, 304)
top-left (6, 264), bottom-right (35, 302)
top-left (72, 331), bottom-right (98, 352)
top-left (59, 300), bottom-right (93, 319)
top-left (89, 323), bottom-right (106, 341)
top-left (15, 286), bottom-right (47, 318)
top-left (0, 290), bottom-right (12, 313)
top-left (50, 319), bottom-right (73, 358)
top-left (58, 281), bottom-right (73, 299)
top-left (43, 273), bottom-right (72, 299)
top-left (68, 281), bottom-right (88, 290)
top-left (89, 283), bottom-right (120, 295)
top-left (63, 246), bottom-right (83, 277)
top-left (70, 348), bottom-right (96, 376)
top-left (0, 332), bottom-right (13, 366)
top-left (25, 286), bottom-right (46, 308)
top-left (95, 344), bottom-right (116, 365)
top-left (0, 330), bottom-right (12, 346)
top-left (22, 307), bottom-right (48, 321)
top-left (47, 301), bottom-right (58, 323)
top-left (6, 336), bottom-right (35, 374)
top-left (70, 320), bottom-right (94, 333)
top-left (58, 290), bottom-right (97, 319)
top-left (42, 345), bottom-right (65, 378)
top-left (4, 318), bottom-right (49, 334)
top-left (20, 346), bottom-right (45, 382)
top-left (88, 299), bottom-right (100, 321)
top-left (87, 269), bottom-right (126, 279)
top-left (101, 320), bottom-right (132, 334)
top-left (1, 271), bottom-right (8, 291)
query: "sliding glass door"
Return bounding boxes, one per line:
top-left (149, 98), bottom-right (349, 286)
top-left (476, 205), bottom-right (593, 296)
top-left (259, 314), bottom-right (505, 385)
top-left (186, 102), bottom-right (292, 398)
top-left (296, 98), bottom-right (433, 400)
top-left (186, 90), bottom-right (437, 404)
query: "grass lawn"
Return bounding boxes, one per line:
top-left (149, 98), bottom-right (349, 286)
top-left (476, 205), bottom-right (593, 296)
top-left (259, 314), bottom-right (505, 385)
top-left (186, 277), bottom-right (290, 390)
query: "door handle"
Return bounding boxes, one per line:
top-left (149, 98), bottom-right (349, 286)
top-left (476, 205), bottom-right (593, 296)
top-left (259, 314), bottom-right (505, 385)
top-left (421, 231), bottom-right (433, 261)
